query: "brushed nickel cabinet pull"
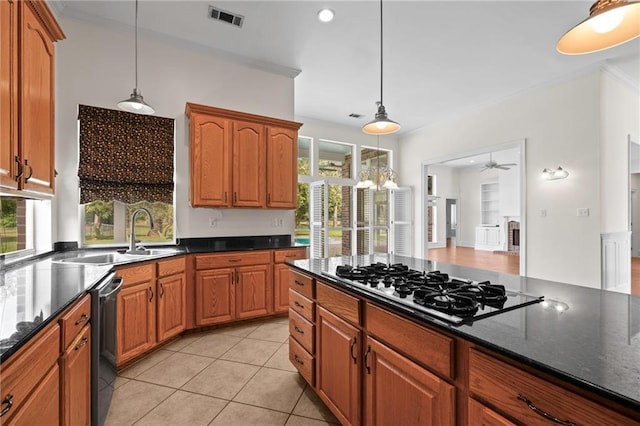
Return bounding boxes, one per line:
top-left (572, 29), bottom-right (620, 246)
top-left (517, 394), bottom-right (576, 426)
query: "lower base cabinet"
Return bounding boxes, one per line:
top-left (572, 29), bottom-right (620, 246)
top-left (364, 336), bottom-right (455, 426)
top-left (5, 364), bottom-right (60, 426)
top-left (61, 325), bottom-right (91, 426)
top-left (157, 272), bottom-right (187, 341)
top-left (468, 398), bottom-right (515, 426)
top-left (117, 281), bottom-right (156, 364)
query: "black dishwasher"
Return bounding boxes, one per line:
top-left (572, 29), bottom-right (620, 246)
top-left (90, 272), bottom-right (122, 426)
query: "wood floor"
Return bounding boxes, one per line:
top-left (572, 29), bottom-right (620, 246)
top-left (429, 243), bottom-right (640, 296)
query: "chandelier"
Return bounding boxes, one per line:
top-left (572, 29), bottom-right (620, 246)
top-left (356, 135), bottom-right (398, 190)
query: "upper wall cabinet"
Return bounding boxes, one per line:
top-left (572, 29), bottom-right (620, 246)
top-left (0, 0), bottom-right (64, 196)
top-left (186, 103), bottom-right (302, 209)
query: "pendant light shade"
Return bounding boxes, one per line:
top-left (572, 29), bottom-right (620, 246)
top-left (557, 0), bottom-right (640, 55)
top-left (362, 0), bottom-right (400, 135)
top-left (118, 0), bottom-right (155, 115)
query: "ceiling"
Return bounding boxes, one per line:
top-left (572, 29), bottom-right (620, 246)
top-left (52, 1), bottom-right (640, 135)
top-left (435, 147), bottom-right (520, 169)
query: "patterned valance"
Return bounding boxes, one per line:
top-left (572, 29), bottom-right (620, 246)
top-left (78, 105), bottom-right (174, 204)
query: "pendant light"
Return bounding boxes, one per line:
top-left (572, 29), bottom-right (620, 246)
top-left (362, 0), bottom-right (400, 135)
top-left (557, 0), bottom-right (640, 55)
top-left (118, 0), bottom-right (155, 114)
top-left (356, 135), bottom-right (399, 190)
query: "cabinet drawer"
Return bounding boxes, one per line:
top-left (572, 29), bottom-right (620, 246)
top-left (195, 251), bottom-right (271, 269)
top-left (59, 294), bottom-right (91, 350)
top-left (365, 303), bottom-right (454, 380)
top-left (117, 262), bottom-right (155, 287)
top-left (289, 269), bottom-right (314, 299)
top-left (0, 324), bottom-right (60, 424)
top-left (469, 349), bottom-right (638, 426)
top-left (316, 281), bottom-right (360, 325)
top-left (274, 248), bottom-right (307, 263)
top-left (157, 256), bottom-right (185, 277)
top-left (468, 398), bottom-right (515, 426)
top-left (289, 337), bottom-right (314, 386)
top-left (289, 309), bottom-right (315, 353)
top-left (289, 289), bottom-right (314, 322)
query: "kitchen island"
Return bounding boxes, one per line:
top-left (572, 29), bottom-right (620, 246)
top-left (287, 254), bottom-right (640, 425)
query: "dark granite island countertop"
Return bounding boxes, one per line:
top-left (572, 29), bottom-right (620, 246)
top-left (287, 254), bottom-right (640, 413)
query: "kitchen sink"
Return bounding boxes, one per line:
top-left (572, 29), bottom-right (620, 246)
top-left (55, 248), bottom-right (181, 266)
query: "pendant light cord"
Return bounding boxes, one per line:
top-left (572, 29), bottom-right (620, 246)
top-left (134, 0), bottom-right (139, 90)
top-left (379, 0), bottom-right (383, 106)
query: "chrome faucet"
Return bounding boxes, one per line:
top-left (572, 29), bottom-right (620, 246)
top-left (128, 208), bottom-right (154, 254)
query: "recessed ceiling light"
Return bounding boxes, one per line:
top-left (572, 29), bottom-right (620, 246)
top-left (469, 160), bottom-right (475, 163)
top-left (317, 8), bottom-right (334, 23)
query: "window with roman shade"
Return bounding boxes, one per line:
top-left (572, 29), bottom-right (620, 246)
top-left (78, 105), bottom-right (174, 204)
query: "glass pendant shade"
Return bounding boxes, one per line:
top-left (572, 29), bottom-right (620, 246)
top-left (557, 0), bottom-right (640, 54)
top-left (118, 88), bottom-right (155, 115)
top-left (362, 104), bottom-right (401, 135)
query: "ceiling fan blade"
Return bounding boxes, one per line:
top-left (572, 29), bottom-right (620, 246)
top-left (499, 163), bottom-right (518, 167)
top-left (495, 166), bottom-right (510, 170)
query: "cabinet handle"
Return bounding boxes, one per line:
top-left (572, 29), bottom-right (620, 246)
top-left (350, 337), bottom-right (357, 364)
top-left (364, 345), bottom-right (371, 374)
top-left (294, 280), bottom-right (304, 287)
top-left (517, 394), bottom-right (576, 426)
top-left (228, 259), bottom-right (241, 263)
top-left (14, 156), bottom-right (23, 181)
top-left (293, 355), bottom-right (304, 366)
top-left (24, 159), bottom-right (33, 181)
top-left (294, 326), bottom-right (304, 335)
top-left (294, 301), bottom-right (304, 309)
top-left (149, 286), bottom-right (154, 302)
top-left (160, 283), bottom-right (165, 297)
top-left (0, 394), bottom-right (13, 417)
top-left (75, 337), bottom-right (89, 351)
top-left (74, 313), bottom-right (89, 326)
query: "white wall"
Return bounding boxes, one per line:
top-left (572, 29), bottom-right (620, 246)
top-left (400, 72), bottom-right (602, 287)
top-left (54, 18), bottom-right (296, 243)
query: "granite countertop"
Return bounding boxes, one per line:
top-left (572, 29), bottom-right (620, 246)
top-left (287, 254), bottom-right (640, 411)
top-left (0, 235), bottom-right (304, 363)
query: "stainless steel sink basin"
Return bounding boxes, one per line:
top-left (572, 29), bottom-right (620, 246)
top-left (55, 249), bottom-right (181, 266)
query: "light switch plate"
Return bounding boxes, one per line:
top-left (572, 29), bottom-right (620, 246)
top-left (577, 207), bottom-right (589, 217)
top-left (540, 209), bottom-right (547, 218)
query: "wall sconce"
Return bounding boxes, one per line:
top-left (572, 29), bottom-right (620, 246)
top-left (542, 166), bottom-right (569, 180)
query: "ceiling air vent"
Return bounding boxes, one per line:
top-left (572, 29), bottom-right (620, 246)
top-left (349, 113), bottom-right (363, 119)
top-left (208, 5), bottom-right (244, 28)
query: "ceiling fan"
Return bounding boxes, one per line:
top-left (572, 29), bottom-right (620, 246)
top-left (480, 153), bottom-right (517, 171)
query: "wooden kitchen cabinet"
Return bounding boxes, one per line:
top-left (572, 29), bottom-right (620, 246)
top-left (195, 268), bottom-right (235, 325)
top-left (0, 0), bottom-right (63, 195)
top-left (266, 126), bottom-right (298, 208)
top-left (116, 279), bottom-right (156, 365)
top-left (316, 306), bottom-right (361, 426)
top-left (5, 363), bottom-right (60, 426)
top-left (363, 336), bottom-right (455, 426)
top-left (185, 102), bottom-right (302, 209)
top-left (235, 263), bottom-right (271, 319)
top-left (468, 398), bottom-right (516, 426)
top-left (61, 324), bottom-right (91, 426)
top-left (157, 271), bottom-right (187, 342)
top-left (273, 248), bottom-right (308, 313)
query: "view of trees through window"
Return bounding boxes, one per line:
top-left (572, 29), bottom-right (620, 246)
top-left (0, 198), bottom-right (20, 254)
top-left (84, 200), bottom-right (174, 245)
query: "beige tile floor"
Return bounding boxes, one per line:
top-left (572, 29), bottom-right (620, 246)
top-left (106, 317), bottom-right (340, 426)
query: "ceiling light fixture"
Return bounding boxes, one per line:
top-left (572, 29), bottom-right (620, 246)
top-left (362, 0), bottom-right (400, 135)
top-left (317, 8), bottom-right (335, 23)
top-left (557, 0), bottom-right (640, 54)
top-left (118, 0), bottom-right (155, 115)
top-left (542, 166), bottom-right (570, 180)
top-left (356, 136), bottom-right (398, 190)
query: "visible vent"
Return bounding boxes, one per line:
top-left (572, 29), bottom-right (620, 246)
top-left (209, 5), bottom-right (244, 28)
top-left (349, 113), bottom-right (363, 119)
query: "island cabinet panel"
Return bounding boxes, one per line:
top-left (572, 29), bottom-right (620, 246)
top-left (5, 362), bottom-right (60, 426)
top-left (468, 398), bottom-right (516, 426)
top-left (289, 335), bottom-right (314, 385)
top-left (469, 349), bottom-right (639, 426)
top-left (266, 126), bottom-right (298, 208)
top-left (195, 268), bottom-right (235, 326)
top-left (316, 281), bottom-right (360, 325)
top-left (61, 324), bottom-right (91, 426)
top-left (289, 268), bottom-right (314, 299)
top-left (116, 281), bottom-right (156, 364)
top-left (235, 264), bottom-right (272, 319)
top-left (289, 288), bottom-right (314, 322)
top-left (59, 293), bottom-right (90, 349)
top-left (273, 248), bottom-right (307, 313)
top-left (157, 272), bottom-right (187, 342)
top-left (289, 309), bottom-right (314, 353)
top-left (364, 336), bottom-right (455, 426)
top-left (189, 113), bottom-right (231, 207)
top-left (365, 303), bottom-right (454, 380)
top-left (232, 120), bottom-right (265, 207)
top-left (316, 306), bottom-right (361, 426)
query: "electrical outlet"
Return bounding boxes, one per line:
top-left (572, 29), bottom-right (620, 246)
top-left (540, 208), bottom-right (547, 218)
top-left (271, 218), bottom-right (279, 227)
top-left (277, 217), bottom-right (284, 227)
top-left (577, 207), bottom-right (589, 217)
top-left (209, 217), bottom-right (217, 228)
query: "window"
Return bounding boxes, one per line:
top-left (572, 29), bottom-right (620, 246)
top-left (0, 196), bottom-right (51, 256)
top-left (78, 105), bottom-right (175, 247)
top-left (427, 175), bottom-right (437, 244)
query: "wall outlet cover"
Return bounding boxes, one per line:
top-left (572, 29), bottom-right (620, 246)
top-left (577, 208), bottom-right (589, 217)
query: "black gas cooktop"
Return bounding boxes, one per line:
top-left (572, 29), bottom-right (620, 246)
top-left (322, 262), bottom-right (543, 324)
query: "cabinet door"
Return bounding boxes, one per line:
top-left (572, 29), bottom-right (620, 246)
top-left (232, 120), bottom-right (265, 207)
top-left (0, 0), bottom-right (18, 190)
top-left (316, 306), bottom-right (361, 426)
top-left (236, 264), bottom-right (272, 319)
top-left (195, 268), bottom-right (235, 325)
top-left (266, 126), bottom-right (297, 208)
top-left (157, 272), bottom-right (187, 342)
top-left (468, 398), bottom-right (515, 426)
top-left (61, 325), bottom-right (91, 426)
top-left (487, 227), bottom-right (500, 246)
top-left (117, 281), bottom-right (156, 364)
top-left (19, 1), bottom-right (55, 195)
top-left (6, 364), bottom-right (59, 426)
top-left (364, 336), bottom-right (455, 426)
top-left (190, 113), bottom-right (231, 207)
top-left (273, 263), bottom-right (291, 313)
